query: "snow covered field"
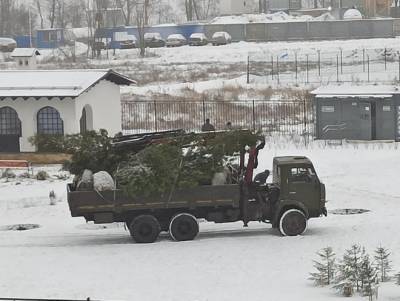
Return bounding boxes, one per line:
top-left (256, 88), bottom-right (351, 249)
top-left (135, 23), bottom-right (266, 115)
top-left (1, 141), bottom-right (399, 301)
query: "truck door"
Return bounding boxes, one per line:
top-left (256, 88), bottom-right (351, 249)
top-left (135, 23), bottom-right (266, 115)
top-left (287, 167), bottom-right (320, 212)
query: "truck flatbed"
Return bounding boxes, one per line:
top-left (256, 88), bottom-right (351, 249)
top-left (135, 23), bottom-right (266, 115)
top-left (67, 184), bottom-right (240, 221)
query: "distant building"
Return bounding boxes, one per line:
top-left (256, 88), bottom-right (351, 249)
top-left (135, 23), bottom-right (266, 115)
top-left (219, 0), bottom-right (258, 15)
top-left (36, 28), bottom-right (76, 49)
top-left (11, 48), bottom-right (40, 70)
top-left (0, 69), bottom-right (136, 152)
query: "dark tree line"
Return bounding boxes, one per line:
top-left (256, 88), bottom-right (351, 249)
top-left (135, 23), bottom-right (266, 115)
top-left (0, 0), bottom-right (35, 36)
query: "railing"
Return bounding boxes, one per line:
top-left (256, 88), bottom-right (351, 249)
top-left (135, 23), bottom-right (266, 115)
top-left (121, 100), bottom-right (314, 136)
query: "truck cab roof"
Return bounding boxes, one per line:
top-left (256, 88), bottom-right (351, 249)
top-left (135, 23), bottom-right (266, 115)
top-left (273, 156), bottom-right (312, 166)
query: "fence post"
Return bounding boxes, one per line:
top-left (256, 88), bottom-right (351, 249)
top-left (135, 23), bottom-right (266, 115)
top-left (303, 97), bottom-right (307, 147)
top-left (271, 55), bottom-right (274, 80)
top-left (252, 100), bottom-right (256, 132)
top-left (340, 48), bottom-right (343, 74)
top-left (154, 100), bottom-right (158, 131)
top-left (276, 55), bottom-right (280, 84)
top-left (247, 55), bottom-right (250, 84)
top-left (202, 99), bottom-right (206, 125)
top-left (317, 50), bottom-right (321, 78)
top-left (363, 48), bottom-right (366, 72)
top-left (336, 55), bottom-right (339, 82)
top-left (367, 55), bottom-right (370, 82)
top-left (295, 52), bottom-right (298, 81)
top-left (306, 54), bottom-right (309, 84)
top-left (384, 48), bottom-right (387, 71)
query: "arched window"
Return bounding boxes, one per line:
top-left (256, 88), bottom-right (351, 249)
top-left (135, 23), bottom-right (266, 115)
top-left (79, 105), bottom-right (93, 134)
top-left (0, 107), bottom-right (21, 136)
top-left (37, 106), bottom-right (64, 135)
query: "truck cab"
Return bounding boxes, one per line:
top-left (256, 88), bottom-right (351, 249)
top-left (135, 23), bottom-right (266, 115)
top-left (269, 156), bottom-right (327, 235)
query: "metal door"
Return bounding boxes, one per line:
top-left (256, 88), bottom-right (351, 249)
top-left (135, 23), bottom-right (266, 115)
top-left (375, 99), bottom-right (395, 140)
top-left (359, 102), bottom-right (372, 140)
top-left (317, 99), bottom-right (342, 139)
top-left (287, 167), bottom-right (320, 211)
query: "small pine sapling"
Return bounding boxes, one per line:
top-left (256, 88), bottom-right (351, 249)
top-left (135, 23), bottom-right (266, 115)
top-left (360, 255), bottom-right (378, 300)
top-left (334, 244), bottom-right (365, 294)
top-left (395, 272), bottom-right (400, 285)
top-left (374, 246), bottom-right (392, 282)
top-left (309, 247), bottom-right (336, 286)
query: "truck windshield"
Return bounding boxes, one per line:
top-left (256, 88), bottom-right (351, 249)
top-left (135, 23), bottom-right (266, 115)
top-left (289, 167), bottom-right (315, 183)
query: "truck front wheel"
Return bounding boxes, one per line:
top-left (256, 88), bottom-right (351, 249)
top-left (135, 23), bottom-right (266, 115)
top-left (279, 209), bottom-right (307, 236)
top-left (129, 215), bottom-right (161, 243)
top-left (169, 213), bottom-right (199, 241)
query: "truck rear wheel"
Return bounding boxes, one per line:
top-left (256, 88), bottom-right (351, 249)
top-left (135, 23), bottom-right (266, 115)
top-left (169, 213), bottom-right (199, 242)
top-left (279, 209), bottom-right (307, 236)
top-left (129, 215), bottom-right (160, 243)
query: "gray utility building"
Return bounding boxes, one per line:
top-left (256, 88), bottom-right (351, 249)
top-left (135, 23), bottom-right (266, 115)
top-left (312, 85), bottom-right (400, 141)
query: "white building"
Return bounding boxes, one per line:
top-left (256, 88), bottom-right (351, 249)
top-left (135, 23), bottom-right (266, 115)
top-left (11, 48), bottom-right (41, 70)
top-left (219, 0), bottom-right (258, 15)
top-left (0, 69), bottom-right (136, 153)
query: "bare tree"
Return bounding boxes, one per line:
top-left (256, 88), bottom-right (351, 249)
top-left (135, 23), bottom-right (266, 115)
top-left (135, 2), bottom-right (146, 57)
top-left (184, 0), bottom-right (218, 21)
top-left (36, 0), bottom-right (45, 29)
top-left (0, 0), bottom-right (11, 35)
top-left (45, 0), bottom-right (57, 28)
top-left (185, 0), bottom-right (194, 21)
top-left (56, 0), bottom-right (66, 28)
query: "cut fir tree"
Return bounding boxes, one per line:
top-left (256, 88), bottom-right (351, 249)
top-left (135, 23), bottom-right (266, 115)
top-left (115, 130), bottom-right (263, 198)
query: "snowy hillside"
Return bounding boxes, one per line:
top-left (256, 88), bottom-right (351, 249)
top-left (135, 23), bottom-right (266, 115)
top-left (0, 142), bottom-right (399, 300)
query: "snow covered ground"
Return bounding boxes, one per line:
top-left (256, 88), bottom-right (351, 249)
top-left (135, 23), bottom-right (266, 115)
top-left (3, 37), bottom-right (400, 100)
top-left (1, 141), bottom-right (400, 300)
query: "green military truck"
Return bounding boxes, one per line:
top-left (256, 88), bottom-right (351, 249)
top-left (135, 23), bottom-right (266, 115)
top-left (67, 149), bottom-right (327, 243)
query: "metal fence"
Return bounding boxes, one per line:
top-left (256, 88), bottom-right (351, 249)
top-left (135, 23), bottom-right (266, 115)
top-left (248, 45), bottom-right (400, 86)
top-left (97, 18), bottom-right (395, 50)
top-left (121, 100), bottom-right (314, 136)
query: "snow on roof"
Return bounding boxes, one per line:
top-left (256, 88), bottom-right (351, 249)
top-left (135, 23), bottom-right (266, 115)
top-left (0, 69), bottom-right (136, 99)
top-left (167, 34), bottom-right (186, 40)
top-left (0, 37), bottom-right (16, 45)
top-left (190, 33), bottom-right (207, 39)
top-left (343, 9), bottom-right (362, 20)
top-left (11, 48), bottom-right (40, 57)
top-left (153, 23), bottom-right (178, 27)
top-left (312, 84), bottom-right (398, 98)
top-left (210, 11), bottom-right (336, 25)
top-left (212, 32), bottom-right (231, 39)
top-left (144, 32), bottom-right (162, 39)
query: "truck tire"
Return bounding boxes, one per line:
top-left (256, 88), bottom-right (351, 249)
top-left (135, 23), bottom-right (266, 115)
top-left (129, 215), bottom-right (161, 243)
top-left (169, 213), bottom-right (199, 242)
top-left (279, 209), bottom-right (307, 236)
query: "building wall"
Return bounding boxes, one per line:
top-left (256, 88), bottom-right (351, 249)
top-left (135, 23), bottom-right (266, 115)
top-left (0, 97), bottom-right (76, 152)
top-left (0, 80), bottom-right (122, 152)
top-left (75, 80), bottom-right (122, 136)
top-left (15, 56), bottom-right (37, 70)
